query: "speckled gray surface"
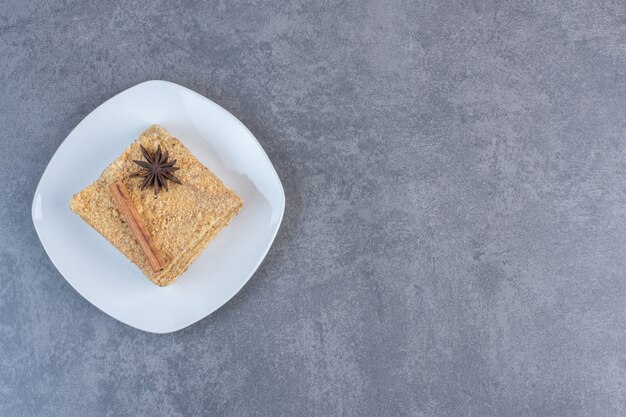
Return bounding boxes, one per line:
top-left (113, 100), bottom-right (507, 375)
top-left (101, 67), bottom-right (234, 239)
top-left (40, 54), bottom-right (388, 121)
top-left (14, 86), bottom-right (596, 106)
top-left (1, 1), bottom-right (626, 416)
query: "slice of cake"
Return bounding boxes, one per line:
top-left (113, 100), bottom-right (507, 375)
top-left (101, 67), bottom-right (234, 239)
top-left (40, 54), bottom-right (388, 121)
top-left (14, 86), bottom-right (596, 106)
top-left (70, 125), bottom-right (243, 286)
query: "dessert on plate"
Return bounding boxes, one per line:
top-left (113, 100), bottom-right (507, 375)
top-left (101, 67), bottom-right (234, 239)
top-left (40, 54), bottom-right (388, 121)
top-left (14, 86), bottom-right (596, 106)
top-left (70, 125), bottom-right (243, 286)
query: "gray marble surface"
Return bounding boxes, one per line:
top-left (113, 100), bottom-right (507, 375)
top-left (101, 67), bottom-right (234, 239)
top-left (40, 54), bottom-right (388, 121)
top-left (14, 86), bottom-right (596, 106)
top-left (2, 1), bottom-right (626, 416)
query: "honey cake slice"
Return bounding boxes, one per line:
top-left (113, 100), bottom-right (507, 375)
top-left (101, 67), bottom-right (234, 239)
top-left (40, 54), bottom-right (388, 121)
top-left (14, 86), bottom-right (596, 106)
top-left (70, 125), bottom-right (243, 286)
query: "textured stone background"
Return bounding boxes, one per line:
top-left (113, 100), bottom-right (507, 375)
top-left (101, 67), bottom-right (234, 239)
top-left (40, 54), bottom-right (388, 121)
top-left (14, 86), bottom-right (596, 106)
top-left (2, 1), bottom-right (626, 416)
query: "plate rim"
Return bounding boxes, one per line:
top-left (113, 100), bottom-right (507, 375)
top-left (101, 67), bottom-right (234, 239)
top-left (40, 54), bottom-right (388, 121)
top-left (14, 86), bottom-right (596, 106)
top-left (31, 80), bottom-right (285, 333)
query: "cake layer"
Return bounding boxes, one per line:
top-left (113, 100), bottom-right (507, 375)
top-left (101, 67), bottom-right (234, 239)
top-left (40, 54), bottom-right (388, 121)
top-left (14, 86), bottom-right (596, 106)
top-left (70, 125), bottom-right (243, 286)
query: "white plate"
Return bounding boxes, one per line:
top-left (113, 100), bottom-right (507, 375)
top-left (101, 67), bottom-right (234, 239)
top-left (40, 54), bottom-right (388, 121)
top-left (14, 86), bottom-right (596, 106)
top-left (32, 80), bottom-right (285, 333)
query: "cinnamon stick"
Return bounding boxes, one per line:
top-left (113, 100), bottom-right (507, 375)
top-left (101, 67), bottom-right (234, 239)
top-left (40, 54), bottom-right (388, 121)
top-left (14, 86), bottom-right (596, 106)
top-left (109, 179), bottom-right (165, 273)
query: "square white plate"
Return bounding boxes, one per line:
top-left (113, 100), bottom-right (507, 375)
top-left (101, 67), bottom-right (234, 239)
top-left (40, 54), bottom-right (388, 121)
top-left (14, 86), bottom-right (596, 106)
top-left (32, 80), bottom-right (285, 333)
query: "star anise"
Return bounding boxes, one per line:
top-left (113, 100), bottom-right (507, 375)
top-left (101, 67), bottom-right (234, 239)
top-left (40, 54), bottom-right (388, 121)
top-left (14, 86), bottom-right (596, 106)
top-left (130, 145), bottom-right (182, 195)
